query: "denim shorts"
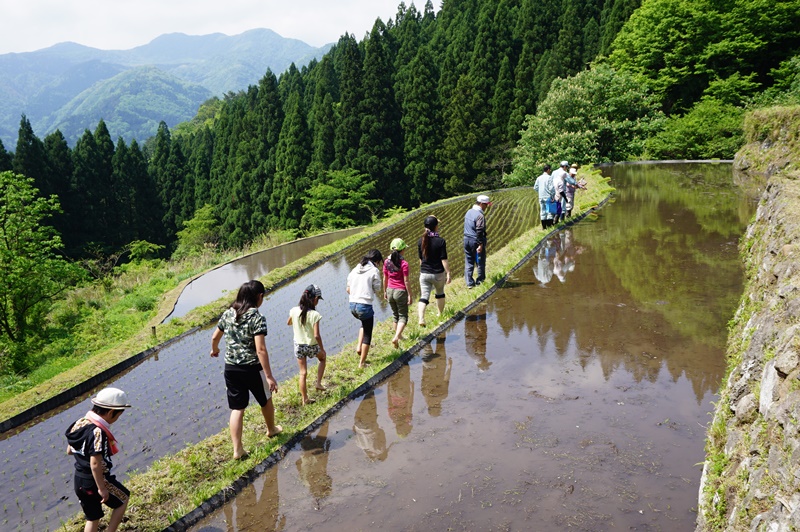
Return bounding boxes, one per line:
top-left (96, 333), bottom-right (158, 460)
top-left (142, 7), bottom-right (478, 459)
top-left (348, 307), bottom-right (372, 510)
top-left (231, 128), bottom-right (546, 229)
top-left (349, 302), bottom-right (375, 320)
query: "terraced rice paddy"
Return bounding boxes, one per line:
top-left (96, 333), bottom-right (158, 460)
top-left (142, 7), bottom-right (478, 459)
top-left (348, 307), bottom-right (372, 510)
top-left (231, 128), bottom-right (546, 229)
top-left (0, 188), bottom-right (543, 531)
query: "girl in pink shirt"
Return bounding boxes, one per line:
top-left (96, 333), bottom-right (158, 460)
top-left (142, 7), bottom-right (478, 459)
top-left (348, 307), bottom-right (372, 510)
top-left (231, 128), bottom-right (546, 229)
top-left (383, 238), bottom-right (412, 348)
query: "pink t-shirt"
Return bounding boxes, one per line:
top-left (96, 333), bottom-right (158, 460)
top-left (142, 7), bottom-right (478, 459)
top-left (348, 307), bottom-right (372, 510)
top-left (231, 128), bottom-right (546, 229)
top-left (383, 258), bottom-right (409, 290)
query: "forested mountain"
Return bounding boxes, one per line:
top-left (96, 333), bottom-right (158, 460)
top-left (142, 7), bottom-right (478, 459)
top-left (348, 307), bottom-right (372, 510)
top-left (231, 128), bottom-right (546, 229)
top-left (2, 0), bottom-right (798, 262)
top-left (0, 29), bottom-right (332, 147)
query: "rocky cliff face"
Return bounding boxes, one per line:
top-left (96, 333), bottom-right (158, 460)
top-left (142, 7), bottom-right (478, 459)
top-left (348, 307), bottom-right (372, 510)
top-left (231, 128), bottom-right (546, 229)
top-left (697, 106), bottom-right (800, 531)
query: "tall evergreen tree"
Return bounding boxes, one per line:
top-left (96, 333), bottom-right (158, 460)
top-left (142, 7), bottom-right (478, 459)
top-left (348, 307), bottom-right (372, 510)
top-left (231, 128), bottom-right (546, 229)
top-left (0, 139), bottom-right (11, 171)
top-left (128, 140), bottom-right (165, 246)
top-left (42, 130), bottom-right (73, 250)
top-left (509, 0), bottom-right (562, 137)
top-left (400, 46), bottom-right (444, 203)
top-left (93, 120), bottom-right (119, 245)
top-left (599, 0), bottom-right (642, 56)
top-left (333, 34), bottom-right (364, 169)
top-left (307, 57), bottom-right (337, 179)
top-left (12, 116), bottom-right (47, 193)
top-left (252, 70), bottom-right (284, 234)
top-left (356, 19), bottom-right (405, 207)
top-left (272, 91), bottom-right (311, 229)
top-left (111, 139), bottom-right (137, 246)
top-left (188, 126), bottom-right (214, 210)
top-left (71, 129), bottom-right (104, 251)
top-left (438, 73), bottom-right (482, 193)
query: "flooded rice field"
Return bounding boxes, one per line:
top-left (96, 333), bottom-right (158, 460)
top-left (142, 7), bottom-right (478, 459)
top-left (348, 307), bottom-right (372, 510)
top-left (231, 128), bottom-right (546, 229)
top-left (0, 189), bottom-right (539, 531)
top-left (191, 163), bottom-right (755, 531)
top-left (164, 228), bottom-right (364, 322)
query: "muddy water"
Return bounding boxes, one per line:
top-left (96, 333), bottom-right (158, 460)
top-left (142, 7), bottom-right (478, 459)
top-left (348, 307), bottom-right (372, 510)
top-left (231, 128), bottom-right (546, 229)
top-left (191, 163), bottom-right (754, 531)
top-left (165, 229), bottom-right (364, 322)
top-left (0, 189), bottom-right (538, 531)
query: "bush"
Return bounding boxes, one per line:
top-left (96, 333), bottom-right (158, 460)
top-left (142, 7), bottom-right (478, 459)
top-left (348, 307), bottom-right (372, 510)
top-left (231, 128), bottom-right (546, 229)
top-left (506, 65), bottom-right (664, 185)
top-left (644, 98), bottom-right (745, 160)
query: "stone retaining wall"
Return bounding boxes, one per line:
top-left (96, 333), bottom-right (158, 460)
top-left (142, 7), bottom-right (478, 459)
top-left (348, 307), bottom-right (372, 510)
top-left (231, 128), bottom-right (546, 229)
top-left (697, 106), bottom-right (800, 531)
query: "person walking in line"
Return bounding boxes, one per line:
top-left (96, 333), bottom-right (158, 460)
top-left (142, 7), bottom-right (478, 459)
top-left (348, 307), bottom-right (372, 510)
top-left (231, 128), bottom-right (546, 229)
top-left (551, 160), bottom-right (570, 224)
top-left (287, 284), bottom-right (327, 405)
top-left (564, 163), bottom-right (587, 219)
top-left (417, 215), bottom-right (451, 326)
top-left (210, 280), bottom-right (282, 461)
top-left (464, 194), bottom-right (491, 289)
top-left (383, 238), bottom-right (412, 349)
top-left (66, 387), bottom-right (132, 532)
top-left (347, 249), bottom-right (383, 368)
top-left (534, 164), bottom-right (554, 229)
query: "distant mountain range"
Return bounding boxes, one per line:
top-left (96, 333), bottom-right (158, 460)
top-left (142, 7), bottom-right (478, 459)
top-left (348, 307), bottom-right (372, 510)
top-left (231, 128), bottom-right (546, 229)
top-left (0, 29), bottom-right (332, 148)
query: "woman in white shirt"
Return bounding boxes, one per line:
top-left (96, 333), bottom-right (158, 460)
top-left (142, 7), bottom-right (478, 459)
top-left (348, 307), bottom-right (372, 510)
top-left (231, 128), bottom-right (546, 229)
top-left (347, 249), bottom-right (383, 368)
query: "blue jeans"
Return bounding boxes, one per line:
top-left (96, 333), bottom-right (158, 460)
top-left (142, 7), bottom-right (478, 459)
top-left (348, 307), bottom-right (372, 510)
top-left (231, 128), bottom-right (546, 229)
top-left (464, 238), bottom-right (485, 286)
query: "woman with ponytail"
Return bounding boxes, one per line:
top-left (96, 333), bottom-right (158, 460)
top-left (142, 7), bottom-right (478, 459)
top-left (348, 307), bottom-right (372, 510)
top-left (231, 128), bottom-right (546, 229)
top-left (417, 215), bottom-right (451, 327)
top-left (347, 249), bottom-right (383, 368)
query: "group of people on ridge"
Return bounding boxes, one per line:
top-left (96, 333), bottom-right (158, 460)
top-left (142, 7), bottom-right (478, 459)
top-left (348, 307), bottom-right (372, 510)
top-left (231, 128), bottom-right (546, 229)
top-left (64, 181), bottom-right (578, 530)
top-left (534, 160), bottom-right (586, 229)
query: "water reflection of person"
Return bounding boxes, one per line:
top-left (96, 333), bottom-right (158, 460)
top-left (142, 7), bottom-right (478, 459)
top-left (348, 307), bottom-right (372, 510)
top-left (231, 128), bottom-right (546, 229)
top-left (295, 423), bottom-right (332, 506)
top-left (353, 390), bottom-right (391, 461)
top-left (464, 312), bottom-right (491, 371)
top-left (387, 365), bottom-right (414, 438)
top-left (561, 229), bottom-right (580, 277)
top-left (534, 239), bottom-right (556, 285)
top-left (222, 464), bottom-right (285, 531)
top-left (420, 334), bottom-right (452, 417)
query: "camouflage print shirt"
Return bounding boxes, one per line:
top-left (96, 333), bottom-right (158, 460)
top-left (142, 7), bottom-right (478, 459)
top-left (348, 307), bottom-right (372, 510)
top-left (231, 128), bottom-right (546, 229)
top-left (217, 307), bottom-right (268, 366)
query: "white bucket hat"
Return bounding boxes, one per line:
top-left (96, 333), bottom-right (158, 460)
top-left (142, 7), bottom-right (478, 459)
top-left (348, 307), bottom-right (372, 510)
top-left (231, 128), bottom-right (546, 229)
top-left (91, 387), bottom-right (131, 409)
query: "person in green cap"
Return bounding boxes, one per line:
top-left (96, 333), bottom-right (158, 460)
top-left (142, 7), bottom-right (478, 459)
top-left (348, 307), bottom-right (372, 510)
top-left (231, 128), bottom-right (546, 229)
top-left (383, 237), bottom-right (413, 348)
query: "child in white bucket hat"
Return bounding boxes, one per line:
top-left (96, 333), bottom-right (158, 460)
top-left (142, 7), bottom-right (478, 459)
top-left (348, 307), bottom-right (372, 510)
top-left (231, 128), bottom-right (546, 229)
top-left (65, 387), bottom-right (131, 532)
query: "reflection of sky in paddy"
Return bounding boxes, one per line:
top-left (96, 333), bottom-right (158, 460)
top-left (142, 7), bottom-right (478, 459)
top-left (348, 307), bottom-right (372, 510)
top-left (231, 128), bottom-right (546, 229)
top-left (166, 229), bottom-right (362, 321)
top-left (191, 304), bottom-right (720, 531)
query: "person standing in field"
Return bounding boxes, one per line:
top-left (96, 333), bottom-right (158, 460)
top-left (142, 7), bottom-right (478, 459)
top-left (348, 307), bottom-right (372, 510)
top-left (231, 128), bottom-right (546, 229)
top-left (287, 284), bottom-right (327, 405)
top-left (210, 279), bottom-right (281, 460)
top-left (347, 249), bottom-right (383, 368)
top-left (463, 194), bottom-right (491, 289)
top-left (417, 215), bottom-right (451, 326)
top-left (534, 164), bottom-right (554, 229)
top-left (65, 387), bottom-right (131, 532)
top-left (551, 160), bottom-right (570, 224)
top-left (383, 238), bottom-right (412, 349)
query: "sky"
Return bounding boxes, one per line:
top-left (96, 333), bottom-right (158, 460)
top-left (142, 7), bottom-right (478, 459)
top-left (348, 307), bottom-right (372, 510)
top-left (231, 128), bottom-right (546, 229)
top-left (0, 0), bottom-right (424, 55)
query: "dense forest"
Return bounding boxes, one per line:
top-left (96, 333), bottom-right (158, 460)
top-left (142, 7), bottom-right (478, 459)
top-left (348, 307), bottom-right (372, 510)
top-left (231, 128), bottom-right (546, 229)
top-left (1, 0), bottom-right (799, 372)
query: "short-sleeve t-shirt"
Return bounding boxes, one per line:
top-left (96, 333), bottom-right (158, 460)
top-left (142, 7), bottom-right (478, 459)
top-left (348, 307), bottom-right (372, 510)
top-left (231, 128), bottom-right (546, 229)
top-left (289, 306), bottom-right (321, 346)
top-left (418, 235), bottom-right (448, 274)
top-left (216, 307), bottom-right (268, 366)
top-left (383, 258), bottom-right (409, 290)
top-left (65, 417), bottom-right (113, 477)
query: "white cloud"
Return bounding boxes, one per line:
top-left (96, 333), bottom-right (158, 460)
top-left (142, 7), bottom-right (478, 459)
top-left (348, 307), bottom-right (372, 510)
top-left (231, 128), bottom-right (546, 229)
top-left (0, 0), bottom-right (422, 54)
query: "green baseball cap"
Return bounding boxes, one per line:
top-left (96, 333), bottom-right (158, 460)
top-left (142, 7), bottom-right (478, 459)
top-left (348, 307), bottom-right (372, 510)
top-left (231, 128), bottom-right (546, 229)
top-left (390, 238), bottom-right (407, 251)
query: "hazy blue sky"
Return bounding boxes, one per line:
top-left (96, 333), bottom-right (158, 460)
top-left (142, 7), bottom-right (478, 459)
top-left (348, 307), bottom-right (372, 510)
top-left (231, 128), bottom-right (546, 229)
top-left (0, 0), bottom-right (424, 54)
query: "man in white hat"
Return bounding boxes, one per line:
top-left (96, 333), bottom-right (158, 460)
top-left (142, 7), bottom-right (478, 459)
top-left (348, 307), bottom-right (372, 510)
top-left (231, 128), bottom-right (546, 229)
top-left (464, 194), bottom-right (491, 288)
top-left (551, 161), bottom-right (570, 224)
top-left (66, 387), bottom-right (131, 532)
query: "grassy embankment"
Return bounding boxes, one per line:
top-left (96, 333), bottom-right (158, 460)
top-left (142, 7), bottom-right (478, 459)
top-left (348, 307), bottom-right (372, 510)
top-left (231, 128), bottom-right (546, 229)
top-left (52, 172), bottom-right (613, 531)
